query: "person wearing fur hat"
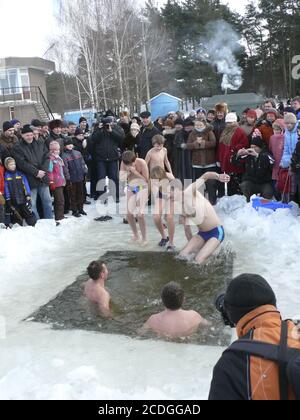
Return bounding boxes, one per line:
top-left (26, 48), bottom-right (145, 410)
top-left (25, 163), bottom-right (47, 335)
top-left (213, 103), bottom-right (228, 144)
top-left (234, 131), bottom-right (274, 202)
top-left (257, 109), bottom-right (278, 148)
top-left (187, 119), bottom-right (217, 204)
top-left (123, 123), bottom-right (141, 154)
top-left (46, 119), bottom-right (65, 152)
top-left (4, 157), bottom-right (36, 227)
top-left (269, 119), bottom-right (286, 198)
top-left (0, 121), bottom-right (19, 155)
top-left (240, 109), bottom-right (257, 140)
top-left (209, 274), bottom-right (300, 400)
top-left (217, 113), bottom-right (249, 196)
top-left (281, 113), bottom-right (299, 169)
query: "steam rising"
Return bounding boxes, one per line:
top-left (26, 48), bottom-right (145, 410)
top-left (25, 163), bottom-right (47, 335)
top-left (200, 20), bottom-right (243, 91)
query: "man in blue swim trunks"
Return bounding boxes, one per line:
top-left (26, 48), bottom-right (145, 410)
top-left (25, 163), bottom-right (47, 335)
top-left (179, 172), bottom-right (230, 265)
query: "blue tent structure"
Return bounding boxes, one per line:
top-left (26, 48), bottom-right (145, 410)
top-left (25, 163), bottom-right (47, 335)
top-left (149, 92), bottom-right (182, 120)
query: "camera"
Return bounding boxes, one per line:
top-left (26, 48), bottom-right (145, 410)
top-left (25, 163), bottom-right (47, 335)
top-left (215, 293), bottom-right (235, 328)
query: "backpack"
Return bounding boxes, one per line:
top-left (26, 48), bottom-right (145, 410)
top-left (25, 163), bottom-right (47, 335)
top-left (228, 320), bottom-right (300, 400)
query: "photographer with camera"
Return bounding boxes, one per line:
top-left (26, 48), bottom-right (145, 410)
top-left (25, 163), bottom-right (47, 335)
top-left (210, 274), bottom-right (300, 400)
top-left (90, 117), bottom-right (124, 202)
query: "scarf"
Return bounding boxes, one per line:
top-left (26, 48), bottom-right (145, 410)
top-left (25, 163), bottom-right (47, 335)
top-left (220, 123), bottom-right (239, 146)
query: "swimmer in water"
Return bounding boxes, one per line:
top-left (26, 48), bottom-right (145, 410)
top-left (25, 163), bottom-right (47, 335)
top-left (120, 151), bottom-right (149, 246)
top-left (140, 282), bottom-right (210, 339)
top-left (84, 261), bottom-right (111, 318)
top-left (177, 172), bottom-right (230, 265)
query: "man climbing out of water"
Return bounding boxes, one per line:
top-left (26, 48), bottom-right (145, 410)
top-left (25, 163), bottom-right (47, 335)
top-left (120, 151), bottom-right (149, 246)
top-left (84, 261), bottom-right (111, 318)
top-left (178, 172), bottom-right (230, 265)
top-left (140, 282), bottom-right (210, 339)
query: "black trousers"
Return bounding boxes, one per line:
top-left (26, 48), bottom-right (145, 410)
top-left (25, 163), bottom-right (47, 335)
top-left (70, 182), bottom-right (84, 212)
top-left (240, 180), bottom-right (273, 202)
top-left (53, 187), bottom-right (65, 221)
top-left (193, 167), bottom-right (218, 205)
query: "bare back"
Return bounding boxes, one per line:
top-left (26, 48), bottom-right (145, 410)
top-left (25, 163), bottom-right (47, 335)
top-left (143, 309), bottom-right (206, 339)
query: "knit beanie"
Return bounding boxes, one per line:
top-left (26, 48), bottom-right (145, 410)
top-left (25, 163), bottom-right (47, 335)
top-left (224, 274), bottom-right (277, 325)
top-left (3, 121), bottom-right (14, 132)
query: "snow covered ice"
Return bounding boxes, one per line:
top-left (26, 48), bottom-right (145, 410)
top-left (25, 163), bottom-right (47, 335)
top-left (0, 196), bottom-right (300, 400)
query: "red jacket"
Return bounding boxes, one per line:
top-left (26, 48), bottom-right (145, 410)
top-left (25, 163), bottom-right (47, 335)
top-left (217, 127), bottom-right (249, 174)
top-left (0, 164), bottom-right (4, 195)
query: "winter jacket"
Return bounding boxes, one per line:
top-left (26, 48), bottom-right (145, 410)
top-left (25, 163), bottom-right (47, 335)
top-left (217, 127), bottom-right (249, 174)
top-left (258, 122), bottom-right (274, 148)
top-left (0, 143), bottom-right (10, 162)
top-left (213, 118), bottom-right (226, 144)
top-left (45, 132), bottom-right (66, 152)
top-left (209, 306), bottom-right (300, 400)
top-left (0, 163), bottom-right (4, 195)
top-left (62, 149), bottom-right (87, 183)
top-left (173, 129), bottom-right (193, 181)
top-left (48, 155), bottom-right (69, 189)
top-left (187, 126), bottom-right (216, 166)
top-left (240, 122), bottom-right (255, 140)
top-left (4, 170), bottom-right (31, 205)
top-left (72, 137), bottom-right (90, 163)
top-left (138, 123), bottom-right (160, 159)
top-left (233, 151), bottom-right (274, 184)
top-left (12, 138), bottom-right (50, 189)
top-left (290, 141), bottom-right (300, 177)
top-left (269, 134), bottom-right (285, 180)
top-left (281, 122), bottom-right (299, 168)
top-left (90, 127), bottom-right (124, 162)
top-left (123, 133), bottom-right (140, 153)
top-left (0, 133), bottom-right (19, 155)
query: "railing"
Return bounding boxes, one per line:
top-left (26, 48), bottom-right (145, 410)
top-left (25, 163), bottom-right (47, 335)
top-left (0, 86), bottom-right (54, 120)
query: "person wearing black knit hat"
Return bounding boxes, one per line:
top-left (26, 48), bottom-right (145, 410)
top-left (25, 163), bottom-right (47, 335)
top-left (209, 274), bottom-right (300, 400)
top-left (233, 130), bottom-right (274, 202)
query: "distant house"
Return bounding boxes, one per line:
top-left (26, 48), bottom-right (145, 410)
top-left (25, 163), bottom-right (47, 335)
top-left (0, 57), bottom-right (55, 124)
top-left (149, 92), bottom-right (183, 121)
top-left (202, 93), bottom-right (264, 117)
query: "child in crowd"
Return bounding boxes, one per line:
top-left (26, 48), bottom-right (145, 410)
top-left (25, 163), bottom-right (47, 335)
top-left (145, 135), bottom-right (173, 174)
top-left (62, 139), bottom-right (87, 218)
top-left (150, 166), bottom-right (176, 252)
top-left (48, 141), bottom-right (69, 225)
top-left (120, 151), bottom-right (149, 245)
top-left (4, 157), bottom-right (36, 227)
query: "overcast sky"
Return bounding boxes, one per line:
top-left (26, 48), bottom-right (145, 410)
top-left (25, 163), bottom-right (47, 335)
top-left (0, 0), bottom-right (249, 58)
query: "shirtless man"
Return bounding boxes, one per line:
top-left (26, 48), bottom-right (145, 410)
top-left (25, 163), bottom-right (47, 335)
top-left (145, 135), bottom-right (173, 174)
top-left (120, 151), bottom-right (149, 246)
top-left (84, 261), bottom-right (111, 317)
top-left (140, 282), bottom-right (210, 339)
top-left (179, 172), bottom-right (230, 265)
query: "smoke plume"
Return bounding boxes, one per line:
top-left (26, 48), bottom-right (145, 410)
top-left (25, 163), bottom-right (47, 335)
top-left (199, 20), bottom-right (243, 91)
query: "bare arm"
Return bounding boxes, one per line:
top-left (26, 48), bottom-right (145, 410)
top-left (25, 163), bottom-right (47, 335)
top-left (97, 291), bottom-right (112, 318)
top-left (119, 161), bottom-right (128, 182)
top-left (145, 151), bottom-right (151, 169)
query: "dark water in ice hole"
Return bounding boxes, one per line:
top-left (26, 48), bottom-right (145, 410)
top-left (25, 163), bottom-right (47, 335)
top-left (28, 250), bottom-right (234, 346)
